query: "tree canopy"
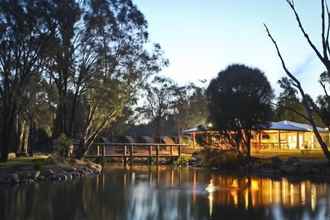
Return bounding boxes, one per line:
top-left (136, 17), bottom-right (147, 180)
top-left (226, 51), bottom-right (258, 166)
top-left (0, 0), bottom-right (166, 160)
top-left (207, 64), bottom-right (274, 158)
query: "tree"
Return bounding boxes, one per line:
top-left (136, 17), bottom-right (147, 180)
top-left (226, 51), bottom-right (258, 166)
top-left (137, 76), bottom-right (176, 141)
top-left (0, 0), bottom-right (166, 160)
top-left (265, 0), bottom-right (330, 160)
top-left (172, 83), bottom-right (208, 139)
top-left (0, 0), bottom-right (53, 161)
top-left (41, 0), bottom-right (166, 156)
top-left (275, 77), bottom-right (306, 122)
top-left (206, 64), bottom-right (274, 158)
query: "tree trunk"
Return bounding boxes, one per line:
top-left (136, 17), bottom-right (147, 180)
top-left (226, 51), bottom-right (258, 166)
top-left (302, 96), bottom-right (330, 161)
top-left (76, 137), bottom-right (86, 159)
top-left (242, 129), bottom-right (252, 159)
top-left (18, 120), bottom-right (29, 156)
top-left (0, 111), bottom-right (15, 161)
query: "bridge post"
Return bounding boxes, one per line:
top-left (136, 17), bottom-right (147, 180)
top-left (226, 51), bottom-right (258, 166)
top-left (97, 145), bottom-right (100, 156)
top-left (156, 144), bottom-right (159, 165)
top-left (123, 145), bottom-right (127, 165)
top-left (102, 145), bottom-right (105, 164)
top-left (129, 145), bottom-right (133, 165)
top-left (148, 145), bottom-right (152, 165)
top-left (178, 145), bottom-right (181, 157)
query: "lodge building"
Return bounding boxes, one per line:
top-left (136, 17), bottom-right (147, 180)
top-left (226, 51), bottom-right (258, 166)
top-left (183, 120), bottom-right (330, 152)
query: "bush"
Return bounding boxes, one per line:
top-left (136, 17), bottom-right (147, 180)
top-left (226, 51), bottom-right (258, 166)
top-left (174, 155), bottom-right (192, 166)
top-left (54, 133), bottom-right (73, 158)
top-left (196, 148), bottom-right (244, 169)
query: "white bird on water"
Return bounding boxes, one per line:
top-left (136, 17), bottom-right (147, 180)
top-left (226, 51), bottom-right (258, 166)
top-left (205, 179), bottom-right (217, 193)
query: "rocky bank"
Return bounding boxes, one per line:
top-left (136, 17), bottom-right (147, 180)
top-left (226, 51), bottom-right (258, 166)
top-left (0, 157), bottom-right (102, 185)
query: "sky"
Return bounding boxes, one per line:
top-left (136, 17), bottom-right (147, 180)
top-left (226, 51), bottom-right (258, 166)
top-left (134, 0), bottom-right (325, 98)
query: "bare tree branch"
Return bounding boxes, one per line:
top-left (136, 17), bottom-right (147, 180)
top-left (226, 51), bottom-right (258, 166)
top-left (264, 24), bottom-right (300, 88)
top-left (265, 23), bottom-right (330, 160)
top-left (286, 0), bottom-right (326, 63)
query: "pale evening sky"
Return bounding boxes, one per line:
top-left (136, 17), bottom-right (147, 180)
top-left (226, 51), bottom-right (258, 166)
top-left (134, 0), bottom-right (324, 98)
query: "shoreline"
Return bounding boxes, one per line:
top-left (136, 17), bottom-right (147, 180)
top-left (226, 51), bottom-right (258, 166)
top-left (188, 156), bottom-right (330, 183)
top-left (0, 157), bottom-right (102, 185)
top-left (2, 156), bottom-right (330, 186)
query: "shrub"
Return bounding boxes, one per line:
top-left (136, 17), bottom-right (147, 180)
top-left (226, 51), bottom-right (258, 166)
top-left (197, 148), bottom-right (243, 169)
top-left (174, 155), bottom-right (192, 166)
top-left (54, 133), bottom-right (73, 158)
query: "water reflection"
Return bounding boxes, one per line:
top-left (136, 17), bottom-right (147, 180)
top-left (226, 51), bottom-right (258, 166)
top-left (1, 165), bottom-right (330, 220)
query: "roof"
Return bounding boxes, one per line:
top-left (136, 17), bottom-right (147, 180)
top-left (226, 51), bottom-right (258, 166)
top-left (267, 120), bottom-right (327, 132)
top-left (182, 120), bottom-right (328, 134)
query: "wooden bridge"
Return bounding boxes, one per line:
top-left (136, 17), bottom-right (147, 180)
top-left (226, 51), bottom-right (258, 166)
top-left (86, 143), bottom-right (190, 164)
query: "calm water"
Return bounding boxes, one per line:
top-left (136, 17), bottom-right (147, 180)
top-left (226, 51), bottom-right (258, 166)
top-left (1, 165), bottom-right (330, 220)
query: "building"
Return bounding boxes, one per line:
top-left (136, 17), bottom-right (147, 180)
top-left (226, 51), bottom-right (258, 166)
top-left (183, 120), bottom-right (330, 152)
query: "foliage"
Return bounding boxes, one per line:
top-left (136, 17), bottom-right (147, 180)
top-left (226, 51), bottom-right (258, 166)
top-left (136, 80), bottom-right (208, 138)
top-left (0, 0), bottom-right (54, 160)
top-left (174, 155), bottom-right (192, 166)
top-left (0, 0), bottom-right (166, 160)
top-left (54, 133), bottom-right (73, 158)
top-left (207, 64), bottom-right (274, 158)
top-left (275, 77), bottom-right (304, 121)
top-left (265, 0), bottom-right (330, 160)
top-left (172, 82), bottom-right (208, 136)
top-left (196, 148), bottom-right (243, 169)
top-left (275, 77), bottom-right (324, 126)
top-left (137, 76), bottom-right (176, 139)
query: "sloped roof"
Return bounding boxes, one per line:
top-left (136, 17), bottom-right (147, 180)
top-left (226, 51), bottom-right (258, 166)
top-left (267, 120), bottom-right (327, 132)
top-left (183, 120), bottom-right (327, 133)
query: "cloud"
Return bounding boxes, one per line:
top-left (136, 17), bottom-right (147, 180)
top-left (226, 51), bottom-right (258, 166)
top-left (292, 54), bottom-right (315, 75)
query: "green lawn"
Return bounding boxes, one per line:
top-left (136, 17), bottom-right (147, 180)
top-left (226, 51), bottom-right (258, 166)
top-left (252, 150), bottom-right (327, 160)
top-left (0, 155), bottom-right (50, 169)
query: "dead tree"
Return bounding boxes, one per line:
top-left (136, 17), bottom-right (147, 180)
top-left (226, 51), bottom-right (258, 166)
top-left (265, 0), bottom-right (330, 160)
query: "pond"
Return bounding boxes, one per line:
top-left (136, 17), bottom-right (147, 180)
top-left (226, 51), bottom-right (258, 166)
top-left (1, 165), bottom-right (330, 220)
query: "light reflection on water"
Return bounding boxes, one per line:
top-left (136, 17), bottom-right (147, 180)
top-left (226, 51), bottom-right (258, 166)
top-left (1, 165), bottom-right (330, 220)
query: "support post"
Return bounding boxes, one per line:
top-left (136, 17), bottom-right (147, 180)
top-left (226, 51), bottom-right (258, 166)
top-left (192, 132), bottom-right (196, 149)
top-left (123, 145), bottom-right (127, 165)
top-left (129, 145), bottom-right (133, 165)
top-left (156, 145), bottom-right (159, 165)
top-left (178, 144), bottom-right (182, 157)
top-left (97, 145), bottom-right (100, 156)
top-left (170, 145), bottom-right (173, 156)
top-left (296, 132), bottom-right (300, 149)
top-left (102, 145), bottom-right (105, 164)
top-left (278, 130), bottom-right (281, 150)
top-left (148, 145), bottom-right (152, 164)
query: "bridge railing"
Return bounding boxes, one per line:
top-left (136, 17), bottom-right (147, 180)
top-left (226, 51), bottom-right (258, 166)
top-left (86, 143), bottom-right (189, 164)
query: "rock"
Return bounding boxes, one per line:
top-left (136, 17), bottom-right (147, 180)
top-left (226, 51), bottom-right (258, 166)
top-left (31, 171), bottom-right (40, 179)
top-left (286, 157), bottom-right (300, 165)
top-left (271, 157), bottom-right (282, 168)
top-left (37, 176), bottom-right (46, 181)
top-left (0, 175), bottom-right (9, 184)
top-left (280, 165), bottom-right (296, 174)
top-left (50, 174), bottom-right (60, 181)
top-left (310, 167), bottom-right (321, 175)
top-left (59, 174), bottom-right (68, 181)
top-left (42, 169), bottom-right (55, 177)
top-left (8, 153), bottom-right (16, 160)
top-left (8, 173), bottom-right (20, 184)
top-left (21, 179), bottom-right (35, 184)
top-left (62, 166), bottom-right (77, 172)
top-left (18, 170), bottom-right (40, 180)
top-left (65, 173), bottom-right (72, 181)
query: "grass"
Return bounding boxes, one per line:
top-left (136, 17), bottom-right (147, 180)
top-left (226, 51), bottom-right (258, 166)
top-left (252, 150), bottom-right (327, 160)
top-left (0, 155), bottom-right (50, 169)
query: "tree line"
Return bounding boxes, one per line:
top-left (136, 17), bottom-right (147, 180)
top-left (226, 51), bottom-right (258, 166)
top-left (0, 0), bottom-right (167, 161)
top-left (206, 0), bottom-right (330, 161)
